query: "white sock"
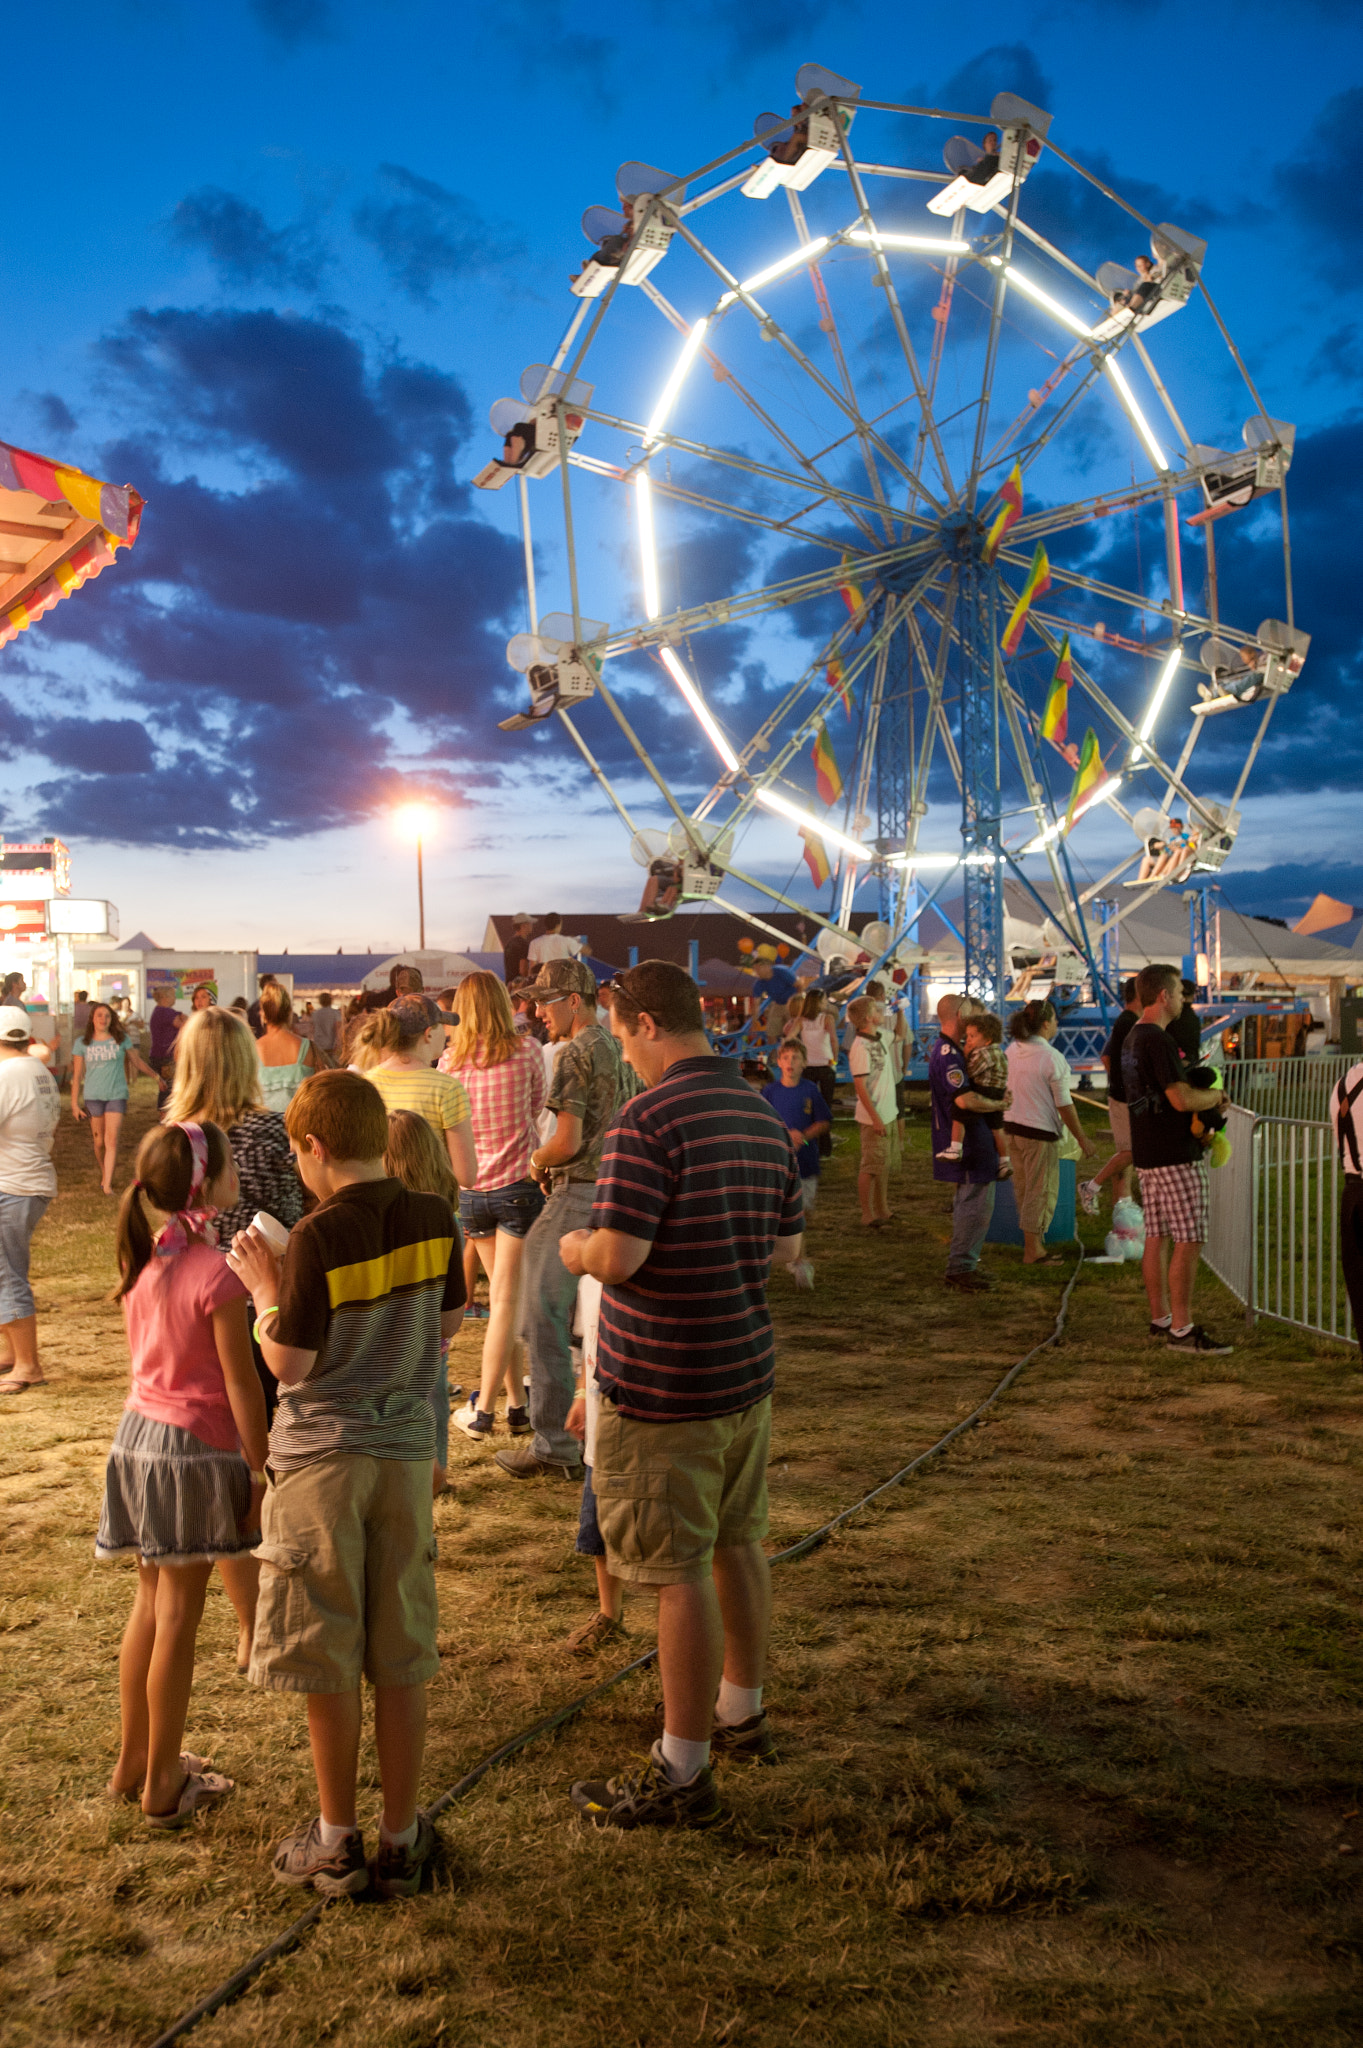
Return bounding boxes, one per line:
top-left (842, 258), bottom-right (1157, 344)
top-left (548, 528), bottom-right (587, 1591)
top-left (1171, 1324), bottom-right (1192, 1339)
top-left (715, 1679), bottom-right (763, 1726)
top-left (659, 1731), bottom-right (710, 1783)
top-left (1151, 1313), bottom-right (1171, 1328)
top-left (380, 1817), bottom-right (419, 1850)
top-left (317, 1816), bottom-right (358, 1848)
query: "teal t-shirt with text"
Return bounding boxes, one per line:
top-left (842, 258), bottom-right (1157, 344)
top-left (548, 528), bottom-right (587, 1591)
top-left (81, 1038), bottom-right (130, 1101)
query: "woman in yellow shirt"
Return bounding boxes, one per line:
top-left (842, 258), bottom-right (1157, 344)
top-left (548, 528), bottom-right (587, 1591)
top-left (366, 997), bottom-right (477, 1187)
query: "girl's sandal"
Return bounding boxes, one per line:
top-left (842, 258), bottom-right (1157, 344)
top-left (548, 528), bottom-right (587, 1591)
top-left (145, 1768), bottom-right (235, 1831)
top-left (106, 1751), bottom-right (215, 1806)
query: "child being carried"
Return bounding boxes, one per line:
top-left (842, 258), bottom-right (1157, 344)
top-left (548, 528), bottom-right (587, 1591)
top-left (937, 1010), bottom-right (1013, 1178)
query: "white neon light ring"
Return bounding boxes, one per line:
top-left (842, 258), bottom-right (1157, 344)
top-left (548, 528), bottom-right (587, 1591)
top-left (506, 84), bottom-right (1292, 941)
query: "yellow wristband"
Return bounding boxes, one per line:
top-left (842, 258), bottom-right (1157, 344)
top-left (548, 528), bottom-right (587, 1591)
top-left (252, 1308), bottom-right (279, 1347)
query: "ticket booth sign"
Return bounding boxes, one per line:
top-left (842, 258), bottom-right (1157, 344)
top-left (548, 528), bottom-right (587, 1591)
top-left (0, 900), bottom-right (49, 939)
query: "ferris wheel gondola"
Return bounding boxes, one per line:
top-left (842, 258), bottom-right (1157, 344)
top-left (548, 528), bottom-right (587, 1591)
top-left (488, 61), bottom-right (1301, 1009)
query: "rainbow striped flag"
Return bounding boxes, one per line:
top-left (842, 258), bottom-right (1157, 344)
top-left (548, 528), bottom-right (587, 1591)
top-left (799, 827), bottom-right (831, 889)
top-left (1001, 543), bottom-right (1051, 655)
top-left (1040, 635), bottom-right (1071, 748)
top-left (983, 461), bottom-right (1023, 564)
top-left (812, 722), bottom-right (843, 805)
top-left (838, 552), bottom-right (866, 620)
top-left (1065, 727), bottom-right (1105, 830)
top-left (826, 651), bottom-right (852, 716)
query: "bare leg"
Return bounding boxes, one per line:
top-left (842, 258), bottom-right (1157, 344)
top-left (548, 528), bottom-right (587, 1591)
top-left (89, 1116), bottom-right (105, 1182)
top-left (874, 1153), bottom-right (891, 1222)
top-left (1169, 1240), bottom-right (1203, 1328)
top-left (712, 1540), bottom-right (771, 1688)
top-left (306, 1690), bottom-right (362, 1829)
top-left (656, 1579), bottom-right (725, 1743)
top-left (373, 1682), bottom-right (427, 1836)
top-left (101, 1110), bottom-right (125, 1194)
top-left (593, 1557), bottom-right (624, 1621)
top-left (476, 1232), bottom-right (529, 1414)
top-left (110, 1562), bottom-right (159, 1797)
top-left (1142, 1233), bottom-right (1172, 1322)
top-left (0, 1314), bottom-right (43, 1385)
top-left (215, 1553), bottom-right (260, 1670)
top-left (1023, 1228), bottom-right (1046, 1263)
top-left (143, 1561), bottom-right (213, 1817)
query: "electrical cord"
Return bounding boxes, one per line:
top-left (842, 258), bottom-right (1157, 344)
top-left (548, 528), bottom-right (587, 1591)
top-left (146, 1246), bottom-right (1085, 2048)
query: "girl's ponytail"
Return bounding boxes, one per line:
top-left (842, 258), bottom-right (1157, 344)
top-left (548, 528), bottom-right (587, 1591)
top-left (114, 1177), bottom-right (155, 1299)
top-left (114, 1121), bottom-right (229, 1300)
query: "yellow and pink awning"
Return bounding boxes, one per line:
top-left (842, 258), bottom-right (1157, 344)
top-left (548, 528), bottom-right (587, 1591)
top-left (0, 440), bottom-right (143, 653)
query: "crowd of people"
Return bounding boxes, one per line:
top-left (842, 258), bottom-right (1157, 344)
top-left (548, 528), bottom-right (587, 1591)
top-left (0, 941), bottom-right (1243, 1897)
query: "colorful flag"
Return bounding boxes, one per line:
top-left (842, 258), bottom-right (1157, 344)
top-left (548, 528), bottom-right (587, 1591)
top-left (826, 651), bottom-right (852, 716)
top-left (983, 461), bottom-right (1023, 564)
top-left (811, 722), bottom-right (843, 805)
top-left (799, 827), bottom-right (831, 889)
top-left (1040, 635), bottom-right (1071, 748)
top-left (1001, 542), bottom-right (1052, 656)
top-left (838, 552), bottom-right (866, 620)
top-left (1065, 727), bottom-right (1105, 830)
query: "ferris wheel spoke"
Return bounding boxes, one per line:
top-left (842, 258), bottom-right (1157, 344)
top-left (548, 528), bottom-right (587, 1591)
top-left (669, 214), bottom-right (946, 516)
top-left (568, 448), bottom-right (868, 557)
top-left (836, 625), bottom-right (895, 927)
top-left (962, 172), bottom-right (1029, 515)
top-left (975, 352), bottom-right (1106, 490)
top-left (831, 135), bottom-right (957, 512)
top-left (997, 546), bottom-right (1229, 642)
top-left (1010, 472), bottom-right (1180, 546)
top-left (553, 709), bottom-right (639, 837)
top-left (904, 579), bottom-right (962, 817)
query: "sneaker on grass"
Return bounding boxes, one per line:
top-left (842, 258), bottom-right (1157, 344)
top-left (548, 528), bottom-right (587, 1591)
top-left (372, 1812), bottom-right (437, 1900)
top-left (710, 1710), bottom-right (778, 1764)
top-left (1148, 1320), bottom-right (1172, 1340)
top-left (571, 1740), bottom-right (722, 1830)
top-left (1167, 1324), bottom-right (1233, 1356)
top-left (271, 1817), bottom-right (368, 1897)
top-left (454, 1400), bottom-right (496, 1443)
top-left (565, 1610), bottom-right (628, 1657)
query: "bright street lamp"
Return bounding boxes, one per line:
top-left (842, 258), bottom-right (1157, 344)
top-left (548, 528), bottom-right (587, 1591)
top-left (396, 803), bottom-right (435, 950)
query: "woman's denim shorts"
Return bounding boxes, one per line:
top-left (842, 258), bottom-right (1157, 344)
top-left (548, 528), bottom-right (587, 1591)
top-left (459, 1176), bottom-right (545, 1242)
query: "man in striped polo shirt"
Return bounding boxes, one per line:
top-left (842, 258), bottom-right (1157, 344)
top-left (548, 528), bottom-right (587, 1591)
top-left (559, 961), bottom-right (805, 1830)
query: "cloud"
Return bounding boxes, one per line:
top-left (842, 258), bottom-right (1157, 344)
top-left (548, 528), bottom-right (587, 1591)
top-left (352, 165), bottom-right (517, 305)
top-left (11, 305), bottom-right (527, 849)
top-left (169, 187), bottom-right (327, 293)
top-left (1273, 87), bottom-right (1363, 280)
top-left (21, 391), bottom-right (79, 439)
top-left (247, 0), bottom-right (335, 47)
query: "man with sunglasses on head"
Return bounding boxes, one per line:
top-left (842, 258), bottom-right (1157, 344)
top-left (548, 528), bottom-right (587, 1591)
top-left (496, 957), bottom-right (633, 1481)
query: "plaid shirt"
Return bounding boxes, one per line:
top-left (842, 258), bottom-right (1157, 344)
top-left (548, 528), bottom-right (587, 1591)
top-left (441, 1036), bottom-right (547, 1192)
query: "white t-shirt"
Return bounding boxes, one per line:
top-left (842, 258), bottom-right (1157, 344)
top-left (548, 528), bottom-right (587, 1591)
top-left (1004, 1035), bottom-right (1073, 1139)
top-left (0, 1054), bottom-right (59, 1196)
top-left (797, 1017), bottom-right (838, 1067)
top-left (849, 1031), bottom-right (897, 1126)
top-left (528, 933), bottom-right (583, 965)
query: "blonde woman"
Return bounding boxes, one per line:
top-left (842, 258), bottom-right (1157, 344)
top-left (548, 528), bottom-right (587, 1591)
top-left (163, 1004), bottom-right (303, 1669)
top-left (438, 972), bottom-right (546, 1445)
top-left (255, 985), bottom-right (315, 1115)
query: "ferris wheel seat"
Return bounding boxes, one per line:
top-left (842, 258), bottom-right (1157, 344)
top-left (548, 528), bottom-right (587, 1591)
top-left (1090, 291), bottom-right (1190, 343)
top-left (742, 105), bottom-right (846, 196)
top-left (569, 258), bottom-right (617, 299)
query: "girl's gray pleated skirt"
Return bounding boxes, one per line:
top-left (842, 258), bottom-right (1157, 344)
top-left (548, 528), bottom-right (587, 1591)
top-left (96, 1409), bottom-right (259, 1566)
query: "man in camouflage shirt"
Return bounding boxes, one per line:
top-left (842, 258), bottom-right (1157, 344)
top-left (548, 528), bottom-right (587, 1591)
top-left (497, 958), bottom-right (635, 1479)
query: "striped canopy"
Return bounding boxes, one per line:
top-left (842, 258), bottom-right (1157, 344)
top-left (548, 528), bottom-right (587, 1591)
top-left (0, 440), bottom-right (143, 653)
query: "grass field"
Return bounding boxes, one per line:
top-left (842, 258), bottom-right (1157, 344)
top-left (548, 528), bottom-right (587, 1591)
top-left (2, 1078), bottom-right (1362, 2047)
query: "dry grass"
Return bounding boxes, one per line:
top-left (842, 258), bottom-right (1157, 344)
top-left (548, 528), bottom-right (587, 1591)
top-left (2, 1081), bottom-right (1362, 2046)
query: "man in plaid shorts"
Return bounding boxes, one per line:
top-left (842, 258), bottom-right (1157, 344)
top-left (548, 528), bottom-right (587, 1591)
top-left (1121, 963), bottom-right (1232, 1355)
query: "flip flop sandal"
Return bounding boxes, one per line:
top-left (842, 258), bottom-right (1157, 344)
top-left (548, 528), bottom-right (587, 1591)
top-left (107, 1751), bottom-right (216, 1805)
top-left (0, 1377), bottom-right (45, 1395)
top-left (145, 1768), bottom-right (235, 1831)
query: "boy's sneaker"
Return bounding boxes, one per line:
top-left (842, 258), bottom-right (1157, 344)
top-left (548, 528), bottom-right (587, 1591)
top-left (1167, 1324), bottom-right (1234, 1356)
top-left (1079, 1177), bottom-right (1102, 1216)
top-left (565, 1609), bottom-right (628, 1657)
top-left (936, 1142), bottom-right (963, 1161)
top-left (454, 1400), bottom-right (496, 1443)
top-left (570, 1741), bottom-right (722, 1831)
top-left (271, 1817), bottom-right (368, 1897)
top-left (505, 1403), bottom-right (532, 1438)
top-left (790, 1257), bottom-right (815, 1290)
top-left (371, 1812), bottom-right (437, 1900)
top-left (710, 1710), bottom-right (778, 1765)
top-left (1148, 1320), bottom-right (1173, 1341)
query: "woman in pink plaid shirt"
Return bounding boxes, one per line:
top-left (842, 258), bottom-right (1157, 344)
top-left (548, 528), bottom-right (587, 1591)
top-left (440, 974), bottom-right (548, 1443)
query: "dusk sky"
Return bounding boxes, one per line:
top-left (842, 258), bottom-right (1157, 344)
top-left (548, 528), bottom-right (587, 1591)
top-left (2, 0), bottom-right (1360, 954)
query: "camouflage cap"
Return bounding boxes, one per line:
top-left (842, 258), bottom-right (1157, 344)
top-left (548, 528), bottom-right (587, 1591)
top-left (528, 957), bottom-right (598, 1001)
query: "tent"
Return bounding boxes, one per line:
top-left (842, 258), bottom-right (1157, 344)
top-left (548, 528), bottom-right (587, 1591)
top-left (0, 440), bottom-right (142, 651)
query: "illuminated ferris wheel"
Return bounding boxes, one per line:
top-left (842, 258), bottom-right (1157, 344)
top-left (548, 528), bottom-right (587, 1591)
top-left (476, 63), bottom-right (1304, 1003)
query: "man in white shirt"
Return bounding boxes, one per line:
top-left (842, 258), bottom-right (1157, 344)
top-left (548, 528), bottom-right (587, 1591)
top-left (528, 914), bottom-right (584, 967)
top-left (0, 1005), bottom-right (59, 1394)
top-left (1330, 1059), bottom-right (1363, 1363)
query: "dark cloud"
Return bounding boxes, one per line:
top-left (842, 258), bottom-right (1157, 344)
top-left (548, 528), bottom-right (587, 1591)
top-left (169, 187), bottom-right (326, 293)
top-left (23, 391), bottom-right (79, 439)
top-left (352, 165), bottom-right (516, 305)
top-left (247, 0), bottom-right (335, 48)
top-left (1307, 322), bottom-right (1363, 385)
top-left (1274, 87), bottom-right (1363, 280)
top-left (14, 304), bottom-right (526, 849)
top-left (929, 42), bottom-right (1053, 122)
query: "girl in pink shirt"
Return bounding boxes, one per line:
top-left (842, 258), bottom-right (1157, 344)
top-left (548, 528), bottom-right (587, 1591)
top-left (97, 1121), bottom-right (269, 1829)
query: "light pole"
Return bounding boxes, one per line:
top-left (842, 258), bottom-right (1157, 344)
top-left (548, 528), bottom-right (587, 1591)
top-left (397, 804), bottom-right (434, 951)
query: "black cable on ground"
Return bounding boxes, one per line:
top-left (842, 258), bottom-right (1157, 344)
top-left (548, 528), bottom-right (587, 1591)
top-left (146, 1249), bottom-right (1084, 2048)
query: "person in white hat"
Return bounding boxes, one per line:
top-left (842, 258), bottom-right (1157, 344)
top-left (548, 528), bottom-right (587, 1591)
top-left (0, 1005), bottom-right (60, 1394)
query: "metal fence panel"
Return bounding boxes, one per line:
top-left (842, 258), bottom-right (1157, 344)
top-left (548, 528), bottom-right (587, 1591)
top-left (1252, 1115), bottom-right (1355, 1346)
top-left (1204, 1103), bottom-right (1256, 1307)
top-left (1223, 1055), bottom-right (1355, 1126)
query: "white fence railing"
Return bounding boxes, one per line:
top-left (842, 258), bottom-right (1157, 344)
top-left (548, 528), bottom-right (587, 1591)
top-left (1205, 1105), bottom-right (1356, 1347)
top-left (1222, 1055), bottom-right (1355, 1127)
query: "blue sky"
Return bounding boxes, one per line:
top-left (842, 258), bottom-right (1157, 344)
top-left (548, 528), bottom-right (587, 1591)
top-left (1, 0), bottom-right (1359, 952)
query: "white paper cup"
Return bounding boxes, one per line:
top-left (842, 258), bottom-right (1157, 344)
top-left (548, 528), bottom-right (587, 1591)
top-left (251, 1211), bottom-right (291, 1256)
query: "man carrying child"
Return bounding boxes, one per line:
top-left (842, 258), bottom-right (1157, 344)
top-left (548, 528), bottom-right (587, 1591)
top-left (936, 1010), bottom-right (1012, 1180)
top-left (230, 1069), bottom-right (466, 1899)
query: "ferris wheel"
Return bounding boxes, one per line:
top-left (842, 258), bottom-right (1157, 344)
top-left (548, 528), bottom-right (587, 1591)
top-left (476, 63), bottom-right (1304, 1006)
